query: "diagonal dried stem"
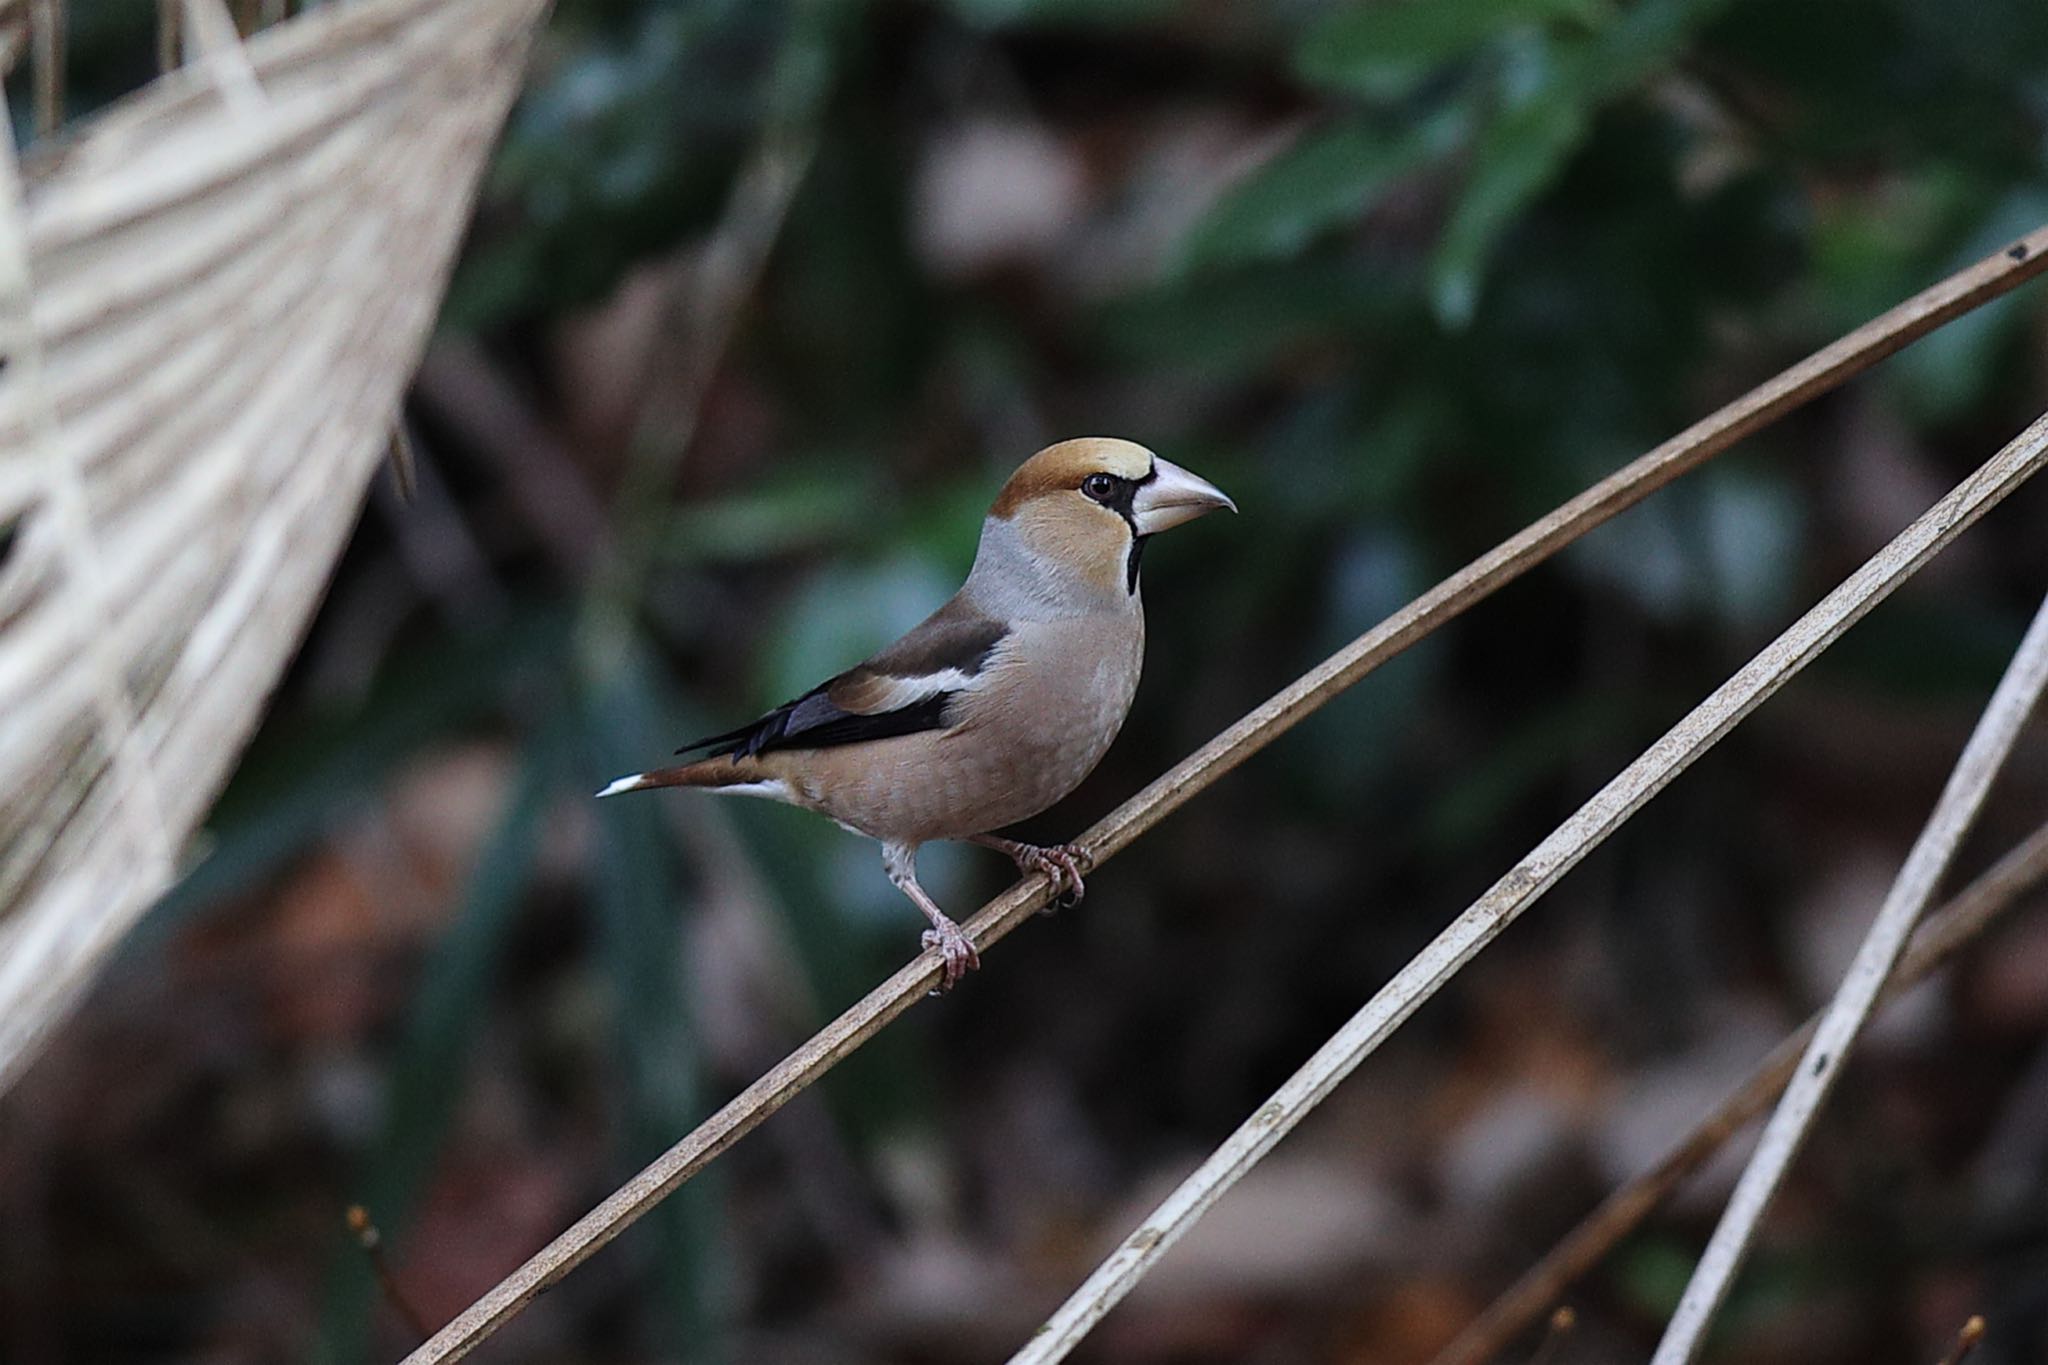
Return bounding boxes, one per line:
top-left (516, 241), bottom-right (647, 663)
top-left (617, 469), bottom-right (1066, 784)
top-left (178, 0), bottom-right (266, 114)
top-left (1429, 819), bottom-right (2048, 1365)
top-left (1012, 414), bottom-right (2048, 1365)
top-left (399, 231), bottom-right (2048, 1365)
top-left (1650, 588), bottom-right (2048, 1365)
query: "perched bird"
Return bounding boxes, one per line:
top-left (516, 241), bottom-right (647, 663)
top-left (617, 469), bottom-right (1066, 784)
top-left (598, 438), bottom-right (1234, 987)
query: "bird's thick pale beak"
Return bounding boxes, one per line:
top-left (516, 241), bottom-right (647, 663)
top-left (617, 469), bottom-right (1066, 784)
top-left (1131, 457), bottom-right (1236, 535)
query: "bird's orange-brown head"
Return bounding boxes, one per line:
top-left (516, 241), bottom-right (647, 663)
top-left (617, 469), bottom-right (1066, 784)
top-left (985, 438), bottom-right (1234, 599)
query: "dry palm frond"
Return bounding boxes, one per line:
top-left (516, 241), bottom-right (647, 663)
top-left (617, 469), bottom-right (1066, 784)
top-left (0, 0), bottom-right (551, 1094)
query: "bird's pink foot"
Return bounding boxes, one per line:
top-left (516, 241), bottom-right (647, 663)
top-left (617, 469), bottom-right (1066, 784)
top-left (922, 917), bottom-right (981, 992)
top-left (973, 835), bottom-right (1092, 912)
top-left (1021, 843), bottom-right (1091, 911)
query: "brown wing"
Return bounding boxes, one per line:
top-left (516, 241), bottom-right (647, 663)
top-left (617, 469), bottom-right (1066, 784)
top-left (675, 603), bottom-right (1009, 759)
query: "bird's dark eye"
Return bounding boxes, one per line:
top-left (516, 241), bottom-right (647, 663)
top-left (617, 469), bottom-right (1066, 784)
top-left (1082, 473), bottom-right (1119, 503)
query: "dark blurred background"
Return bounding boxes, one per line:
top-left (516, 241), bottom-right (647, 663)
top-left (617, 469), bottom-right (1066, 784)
top-left (9, 0), bottom-right (2048, 1362)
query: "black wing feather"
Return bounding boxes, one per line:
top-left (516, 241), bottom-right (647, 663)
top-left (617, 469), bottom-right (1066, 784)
top-left (675, 682), bottom-right (955, 760)
top-left (675, 611), bottom-right (1008, 761)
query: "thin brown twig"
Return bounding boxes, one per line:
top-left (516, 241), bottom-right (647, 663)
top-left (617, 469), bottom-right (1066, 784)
top-left (1428, 822), bottom-right (2048, 1365)
top-left (386, 420), bottom-right (420, 505)
top-left (347, 1204), bottom-right (432, 1343)
top-left (399, 229), bottom-right (2048, 1365)
top-left (369, 427), bottom-right (504, 622)
top-left (1935, 1314), bottom-right (1988, 1365)
top-left (1524, 1307), bottom-right (1576, 1365)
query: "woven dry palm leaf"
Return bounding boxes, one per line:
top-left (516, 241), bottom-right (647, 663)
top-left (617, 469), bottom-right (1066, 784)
top-left (0, 0), bottom-right (551, 1093)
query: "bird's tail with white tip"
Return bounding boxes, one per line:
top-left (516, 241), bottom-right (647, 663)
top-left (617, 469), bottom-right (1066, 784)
top-left (596, 756), bottom-right (778, 799)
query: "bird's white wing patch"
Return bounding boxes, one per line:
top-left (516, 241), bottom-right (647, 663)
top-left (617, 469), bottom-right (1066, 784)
top-left (872, 667), bottom-right (980, 704)
top-left (826, 664), bottom-right (990, 716)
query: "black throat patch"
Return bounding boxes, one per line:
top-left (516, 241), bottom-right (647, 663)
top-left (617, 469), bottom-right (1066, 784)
top-left (1117, 463), bottom-right (1158, 594)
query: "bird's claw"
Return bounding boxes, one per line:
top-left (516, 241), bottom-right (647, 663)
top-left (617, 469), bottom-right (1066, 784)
top-left (1013, 842), bottom-right (1091, 913)
top-left (922, 919), bottom-right (980, 993)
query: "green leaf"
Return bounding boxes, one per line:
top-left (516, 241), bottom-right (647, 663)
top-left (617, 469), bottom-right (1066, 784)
top-left (1576, 0), bottom-right (1736, 102)
top-left (1176, 108), bottom-right (1471, 275)
top-left (1428, 0), bottom-right (1735, 325)
top-left (1429, 89), bottom-right (1588, 326)
top-left (1297, 0), bottom-right (1601, 102)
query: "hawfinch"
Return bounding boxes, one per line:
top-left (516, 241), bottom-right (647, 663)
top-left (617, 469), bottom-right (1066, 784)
top-left (599, 438), bottom-right (1234, 987)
